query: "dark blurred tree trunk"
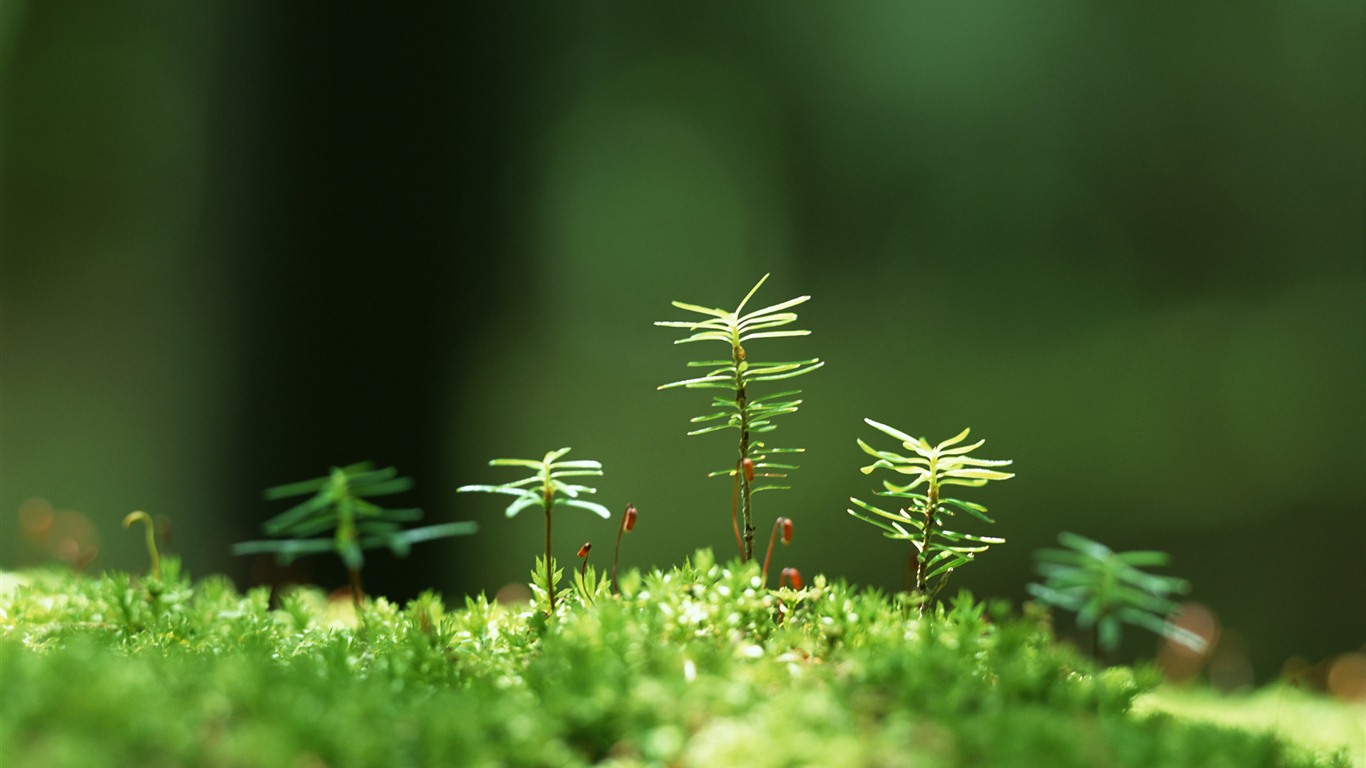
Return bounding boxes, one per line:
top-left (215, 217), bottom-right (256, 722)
top-left (208, 6), bottom-right (517, 599)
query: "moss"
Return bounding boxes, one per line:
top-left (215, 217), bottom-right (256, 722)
top-left (0, 555), bottom-right (1353, 767)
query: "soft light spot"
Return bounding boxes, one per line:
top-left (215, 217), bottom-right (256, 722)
top-left (1327, 653), bottom-right (1366, 701)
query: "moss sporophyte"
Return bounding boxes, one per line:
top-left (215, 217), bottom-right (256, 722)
top-left (122, 510), bottom-right (161, 580)
top-left (613, 503), bottom-right (637, 594)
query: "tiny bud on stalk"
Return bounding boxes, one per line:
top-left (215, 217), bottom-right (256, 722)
top-left (577, 542), bottom-right (592, 559)
top-left (780, 567), bottom-right (803, 590)
top-left (762, 517), bottom-right (794, 588)
top-left (613, 505), bottom-right (637, 594)
top-left (742, 458), bottom-right (755, 483)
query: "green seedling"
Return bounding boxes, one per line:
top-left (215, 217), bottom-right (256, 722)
top-left (848, 421), bottom-right (1013, 614)
top-left (656, 273), bottom-right (823, 562)
top-left (457, 448), bottom-right (610, 614)
top-left (1028, 531), bottom-right (1207, 662)
top-left (123, 510), bottom-right (161, 580)
top-left (233, 462), bottom-right (477, 607)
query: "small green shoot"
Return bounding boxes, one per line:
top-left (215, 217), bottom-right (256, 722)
top-left (122, 510), bottom-right (161, 580)
top-left (233, 462), bottom-right (478, 607)
top-left (1028, 531), bottom-right (1207, 662)
top-left (457, 448), bottom-right (610, 615)
top-left (656, 273), bottom-right (823, 562)
top-left (848, 421), bottom-right (1013, 613)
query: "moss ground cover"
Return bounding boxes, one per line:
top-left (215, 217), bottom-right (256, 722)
top-left (1137, 686), bottom-right (1364, 768)
top-left (1, 554), bottom-right (1354, 768)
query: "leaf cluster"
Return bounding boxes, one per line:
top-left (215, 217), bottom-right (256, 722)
top-left (656, 273), bottom-right (823, 487)
top-left (1028, 532), bottom-right (1207, 656)
top-left (456, 448), bottom-right (610, 520)
top-left (233, 462), bottom-right (476, 571)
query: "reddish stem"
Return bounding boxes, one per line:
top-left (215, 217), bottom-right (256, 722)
top-left (612, 504), bottom-right (637, 593)
top-left (761, 516), bottom-right (792, 588)
top-left (578, 541), bottom-right (592, 580)
top-left (731, 469), bottom-right (744, 560)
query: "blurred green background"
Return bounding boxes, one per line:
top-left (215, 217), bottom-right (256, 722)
top-left (2, 3), bottom-right (1362, 681)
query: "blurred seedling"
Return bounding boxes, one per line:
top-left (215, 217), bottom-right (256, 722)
top-left (848, 421), bottom-right (1013, 615)
top-left (233, 462), bottom-right (478, 607)
top-left (1028, 531), bottom-right (1207, 663)
top-left (457, 448), bottom-right (610, 615)
top-left (656, 273), bottom-right (823, 562)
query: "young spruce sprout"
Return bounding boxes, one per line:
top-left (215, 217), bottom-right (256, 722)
top-left (1028, 531), bottom-right (1207, 662)
top-left (612, 503), bottom-right (637, 593)
top-left (457, 448), bottom-right (610, 615)
top-left (122, 510), bottom-right (161, 580)
top-left (656, 273), bottom-right (823, 563)
top-left (233, 462), bottom-right (478, 607)
top-left (848, 421), bottom-right (1013, 614)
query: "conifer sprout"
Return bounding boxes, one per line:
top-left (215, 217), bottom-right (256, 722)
top-left (457, 448), bottom-right (610, 615)
top-left (656, 273), bottom-right (823, 563)
top-left (233, 462), bottom-right (478, 607)
top-left (1028, 531), bottom-right (1207, 662)
top-left (848, 421), bottom-right (1013, 614)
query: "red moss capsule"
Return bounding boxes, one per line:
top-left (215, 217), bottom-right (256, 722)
top-left (623, 504), bottom-right (637, 532)
top-left (780, 567), bottom-right (803, 590)
top-left (780, 517), bottom-right (793, 545)
top-left (742, 458), bottom-right (755, 483)
top-left (577, 542), bottom-right (592, 559)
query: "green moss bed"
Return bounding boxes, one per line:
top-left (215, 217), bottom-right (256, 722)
top-left (1, 554), bottom-right (1359, 767)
